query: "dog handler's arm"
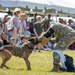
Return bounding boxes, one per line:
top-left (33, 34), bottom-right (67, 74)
top-left (38, 28), bottom-right (54, 46)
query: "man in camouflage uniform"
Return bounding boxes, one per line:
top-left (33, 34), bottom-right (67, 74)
top-left (39, 22), bottom-right (75, 72)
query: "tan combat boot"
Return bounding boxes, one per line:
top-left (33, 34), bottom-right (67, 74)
top-left (51, 64), bottom-right (60, 72)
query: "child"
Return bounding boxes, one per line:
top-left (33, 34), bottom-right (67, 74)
top-left (10, 37), bottom-right (15, 45)
top-left (19, 35), bottom-right (30, 45)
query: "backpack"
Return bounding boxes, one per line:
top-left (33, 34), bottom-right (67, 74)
top-left (64, 54), bottom-right (75, 72)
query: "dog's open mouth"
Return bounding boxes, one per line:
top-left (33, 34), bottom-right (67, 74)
top-left (28, 37), bottom-right (42, 45)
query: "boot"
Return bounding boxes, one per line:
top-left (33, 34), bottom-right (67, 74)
top-left (51, 64), bottom-right (60, 72)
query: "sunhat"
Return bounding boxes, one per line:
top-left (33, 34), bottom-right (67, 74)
top-left (6, 16), bottom-right (11, 19)
top-left (13, 8), bottom-right (21, 14)
top-left (19, 12), bottom-right (28, 18)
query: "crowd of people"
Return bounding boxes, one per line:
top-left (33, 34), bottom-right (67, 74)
top-left (1, 7), bottom-right (75, 72)
top-left (0, 7), bottom-right (75, 52)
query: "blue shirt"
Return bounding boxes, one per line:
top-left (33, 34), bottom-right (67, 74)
top-left (0, 42), bottom-right (3, 47)
top-left (19, 42), bottom-right (24, 45)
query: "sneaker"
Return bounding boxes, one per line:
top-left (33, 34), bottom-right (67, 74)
top-left (46, 48), bottom-right (50, 50)
top-left (38, 50), bottom-right (40, 52)
top-left (44, 49), bottom-right (48, 50)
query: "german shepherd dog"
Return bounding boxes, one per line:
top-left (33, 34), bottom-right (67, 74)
top-left (0, 37), bottom-right (40, 70)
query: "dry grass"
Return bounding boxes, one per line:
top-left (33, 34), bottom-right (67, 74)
top-left (0, 50), bottom-right (75, 75)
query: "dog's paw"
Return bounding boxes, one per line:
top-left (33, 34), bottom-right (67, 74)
top-left (27, 68), bottom-right (31, 70)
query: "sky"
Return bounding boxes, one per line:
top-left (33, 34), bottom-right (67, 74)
top-left (1, 0), bottom-right (75, 4)
top-left (16, 0), bottom-right (75, 8)
top-left (1, 0), bottom-right (75, 7)
top-left (19, 0), bottom-right (75, 5)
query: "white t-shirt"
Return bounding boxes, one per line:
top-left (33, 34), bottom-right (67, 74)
top-left (0, 27), bottom-right (3, 34)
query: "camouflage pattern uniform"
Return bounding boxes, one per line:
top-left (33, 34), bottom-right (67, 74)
top-left (51, 23), bottom-right (75, 50)
top-left (50, 23), bottom-right (75, 65)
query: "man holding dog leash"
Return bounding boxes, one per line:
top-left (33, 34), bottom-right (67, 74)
top-left (38, 22), bottom-right (75, 72)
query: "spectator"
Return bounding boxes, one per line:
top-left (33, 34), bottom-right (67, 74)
top-left (68, 19), bottom-right (72, 26)
top-left (19, 12), bottom-right (29, 36)
top-left (28, 19), bottom-right (35, 36)
top-left (10, 37), bottom-right (15, 45)
top-left (33, 13), bottom-right (38, 23)
top-left (5, 16), bottom-right (11, 39)
top-left (0, 19), bottom-right (9, 45)
top-left (41, 14), bottom-right (53, 50)
top-left (19, 35), bottom-right (30, 45)
top-left (10, 8), bottom-right (21, 44)
top-left (67, 19), bottom-right (75, 29)
top-left (59, 18), bottom-right (64, 24)
top-left (33, 15), bottom-right (44, 52)
top-left (3, 14), bottom-right (8, 32)
top-left (19, 35), bottom-right (26, 45)
top-left (43, 14), bottom-right (52, 31)
top-left (67, 19), bottom-right (75, 50)
top-left (63, 19), bottom-right (67, 25)
top-left (0, 32), bottom-right (9, 45)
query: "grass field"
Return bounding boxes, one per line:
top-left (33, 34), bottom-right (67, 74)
top-left (0, 50), bottom-right (75, 75)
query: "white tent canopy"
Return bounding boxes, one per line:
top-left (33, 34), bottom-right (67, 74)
top-left (20, 0), bottom-right (75, 9)
top-left (0, 0), bottom-right (75, 13)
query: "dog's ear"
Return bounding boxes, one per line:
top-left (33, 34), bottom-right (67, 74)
top-left (28, 37), bottom-right (35, 42)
